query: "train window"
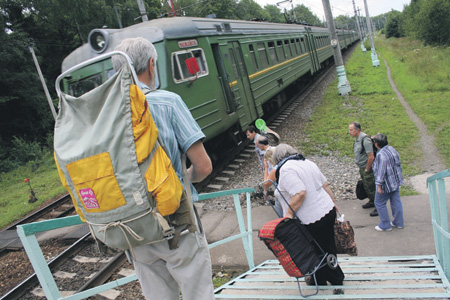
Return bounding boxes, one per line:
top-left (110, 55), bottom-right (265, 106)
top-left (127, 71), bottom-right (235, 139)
top-left (295, 38), bottom-right (301, 55)
top-left (257, 43), bottom-right (269, 68)
top-left (172, 48), bottom-right (208, 84)
top-left (68, 73), bottom-right (103, 97)
top-left (284, 40), bottom-right (292, 59)
top-left (290, 39), bottom-right (296, 56)
top-left (228, 48), bottom-right (239, 79)
top-left (300, 37), bottom-right (305, 53)
top-left (268, 42), bottom-right (277, 64)
top-left (276, 41), bottom-right (285, 61)
top-left (249, 44), bottom-right (259, 70)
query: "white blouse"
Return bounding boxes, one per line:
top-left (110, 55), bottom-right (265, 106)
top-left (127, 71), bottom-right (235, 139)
top-left (274, 159), bottom-right (334, 224)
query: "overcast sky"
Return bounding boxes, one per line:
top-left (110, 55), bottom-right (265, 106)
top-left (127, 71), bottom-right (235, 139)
top-left (254, 0), bottom-right (411, 20)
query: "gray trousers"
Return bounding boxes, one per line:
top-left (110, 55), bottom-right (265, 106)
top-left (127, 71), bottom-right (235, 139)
top-left (133, 231), bottom-right (214, 300)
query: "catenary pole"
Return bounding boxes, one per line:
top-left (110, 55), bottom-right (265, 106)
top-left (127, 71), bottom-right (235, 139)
top-left (136, 0), bottom-right (149, 22)
top-left (352, 0), bottom-right (366, 52)
top-left (322, 0), bottom-right (351, 95)
top-left (363, 0), bottom-right (380, 66)
top-left (28, 46), bottom-right (57, 120)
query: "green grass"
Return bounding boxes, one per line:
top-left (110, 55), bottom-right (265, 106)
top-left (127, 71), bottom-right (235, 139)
top-left (0, 151), bottom-right (66, 229)
top-left (376, 37), bottom-right (450, 167)
top-left (300, 41), bottom-right (422, 177)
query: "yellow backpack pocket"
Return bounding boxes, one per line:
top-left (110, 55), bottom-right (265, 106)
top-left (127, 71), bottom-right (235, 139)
top-left (66, 152), bottom-right (126, 213)
top-left (145, 146), bottom-right (182, 216)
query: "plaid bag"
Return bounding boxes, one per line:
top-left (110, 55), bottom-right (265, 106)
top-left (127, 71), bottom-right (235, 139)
top-left (334, 215), bottom-right (358, 256)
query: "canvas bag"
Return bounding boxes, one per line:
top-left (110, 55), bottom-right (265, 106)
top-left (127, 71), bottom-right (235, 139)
top-left (54, 52), bottom-right (192, 252)
top-left (334, 214), bottom-right (358, 256)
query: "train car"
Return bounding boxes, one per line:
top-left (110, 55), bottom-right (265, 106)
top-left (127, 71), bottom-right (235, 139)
top-left (60, 17), bottom-right (358, 157)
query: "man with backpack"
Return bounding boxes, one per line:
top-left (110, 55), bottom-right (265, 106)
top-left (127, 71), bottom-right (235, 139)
top-left (112, 38), bottom-right (214, 300)
top-left (348, 122), bottom-right (378, 217)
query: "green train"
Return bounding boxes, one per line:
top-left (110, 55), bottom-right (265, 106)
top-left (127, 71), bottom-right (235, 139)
top-left (61, 17), bottom-right (358, 156)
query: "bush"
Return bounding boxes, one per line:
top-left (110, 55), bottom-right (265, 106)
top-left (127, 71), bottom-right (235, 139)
top-left (0, 137), bottom-right (46, 173)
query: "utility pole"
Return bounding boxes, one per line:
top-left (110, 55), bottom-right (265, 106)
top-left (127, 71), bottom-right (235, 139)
top-left (28, 46), bottom-right (57, 120)
top-left (352, 0), bottom-right (366, 52)
top-left (363, 0), bottom-right (379, 67)
top-left (136, 0), bottom-right (148, 22)
top-left (322, 0), bottom-right (351, 95)
top-left (357, 8), bottom-right (365, 38)
top-left (113, 0), bottom-right (123, 28)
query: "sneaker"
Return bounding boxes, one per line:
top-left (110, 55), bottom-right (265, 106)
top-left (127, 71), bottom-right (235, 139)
top-left (370, 209), bottom-right (378, 217)
top-left (390, 222), bottom-right (404, 229)
top-left (362, 202), bottom-right (375, 209)
top-left (375, 225), bottom-right (392, 232)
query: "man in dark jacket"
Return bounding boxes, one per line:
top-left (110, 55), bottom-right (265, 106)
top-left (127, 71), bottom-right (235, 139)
top-left (348, 122), bottom-right (378, 217)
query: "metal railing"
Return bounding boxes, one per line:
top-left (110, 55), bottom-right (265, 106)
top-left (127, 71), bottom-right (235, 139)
top-left (16, 187), bottom-right (255, 300)
top-left (427, 169), bottom-right (450, 279)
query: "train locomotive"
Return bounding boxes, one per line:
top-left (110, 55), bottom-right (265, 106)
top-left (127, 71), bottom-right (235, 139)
top-left (60, 16), bottom-right (358, 160)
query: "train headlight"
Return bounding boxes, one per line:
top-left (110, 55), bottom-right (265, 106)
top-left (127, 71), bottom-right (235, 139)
top-left (88, 29), bottom-right (110, 53)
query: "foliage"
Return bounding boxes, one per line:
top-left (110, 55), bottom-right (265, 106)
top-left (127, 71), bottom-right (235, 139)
top-left (334, 15), bottom-right (354, 30)
top-left (293, 4), bottom-right (321, 26)
top-left (235, 0), bottom-right (268, 21)
top-left (263, 5), bottom-right (284, 23)
top-left (414, 0), bottom-right (450, 46)
top-left (385, 10), bottom-right (404, 38)
top-left (393, 0), bottom-right (450, 46)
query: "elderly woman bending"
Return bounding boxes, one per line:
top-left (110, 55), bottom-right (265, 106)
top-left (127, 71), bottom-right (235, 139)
top-left (272, 144), bottom-right (345, 286)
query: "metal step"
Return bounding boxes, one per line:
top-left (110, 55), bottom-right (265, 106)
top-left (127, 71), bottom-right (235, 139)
top-left (214, 255), bottom-right (450, 299)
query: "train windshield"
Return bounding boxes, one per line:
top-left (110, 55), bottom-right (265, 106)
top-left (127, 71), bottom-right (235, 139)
top-left (64, 58), bottom-right (160, 97)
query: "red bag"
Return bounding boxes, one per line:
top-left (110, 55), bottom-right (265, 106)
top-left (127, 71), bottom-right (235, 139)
top-left (259, 217), bottom-right (322, 277)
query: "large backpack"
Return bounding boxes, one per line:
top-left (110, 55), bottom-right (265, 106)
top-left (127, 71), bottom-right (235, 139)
top-left (54, 52), bottom-right (196, 254)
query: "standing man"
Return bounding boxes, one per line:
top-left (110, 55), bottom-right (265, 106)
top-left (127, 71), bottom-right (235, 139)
top-left (112, 38), bottom-right (214, 300)
top-left (348, 122), bottom-right (378, 217)
top-left (372, 133), bottom-right (404, 231)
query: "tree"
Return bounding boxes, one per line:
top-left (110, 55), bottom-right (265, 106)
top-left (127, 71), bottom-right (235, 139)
top-left (385, 10), bottom-right (403, 38)
top-left (263, 4), bottom-right (284, 23)
top-left (334, 15), bottom-right (354, 29)
top-left (235, 0), bottom-right (267, 21)
top-left (415, 0), bottom-right (450, 45)
top-left (293, 4), bottom-right (321, 26)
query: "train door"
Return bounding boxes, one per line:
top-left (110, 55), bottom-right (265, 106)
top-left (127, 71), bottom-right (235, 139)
top-left (217, 41), bottom-right (257, 130)
top-left (305, 28), bottom-right (321, 74)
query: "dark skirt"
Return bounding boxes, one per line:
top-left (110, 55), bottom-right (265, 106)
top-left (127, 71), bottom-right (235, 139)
top-left (304, 207), bottom-right (345, 285)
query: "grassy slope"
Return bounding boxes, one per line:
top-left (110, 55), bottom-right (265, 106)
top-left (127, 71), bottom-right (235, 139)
top-left (300, 39), bottom-right (422, 178)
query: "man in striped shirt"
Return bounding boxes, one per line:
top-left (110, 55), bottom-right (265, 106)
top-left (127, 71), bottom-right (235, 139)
top-left (112, 38), bottom-right (214, 300)
top-left (372, 133), bottom-right (405, 232)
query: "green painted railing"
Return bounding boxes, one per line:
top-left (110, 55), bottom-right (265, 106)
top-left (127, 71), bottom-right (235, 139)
top-left (16, 187), bottom-right (255, 300)
top-left (427, 169), bottom-right (450, 280)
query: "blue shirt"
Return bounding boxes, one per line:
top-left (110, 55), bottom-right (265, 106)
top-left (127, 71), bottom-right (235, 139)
top-left (140, 83), bottom-right (205, 201)
top-left (373, 145), bottom-right (404, 193)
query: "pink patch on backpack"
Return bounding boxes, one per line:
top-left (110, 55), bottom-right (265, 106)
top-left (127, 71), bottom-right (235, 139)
top-left (79, 188), bottom-right (100, 209)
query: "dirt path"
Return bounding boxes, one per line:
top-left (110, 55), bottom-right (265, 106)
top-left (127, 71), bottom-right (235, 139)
top-left (381, 56), bottom-right (448, 193)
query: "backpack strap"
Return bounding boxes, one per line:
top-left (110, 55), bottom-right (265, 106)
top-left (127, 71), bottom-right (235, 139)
top-left (141, 87), bottom-right (199, 249)
top-left (360, 135), bottom-right (370, 154)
